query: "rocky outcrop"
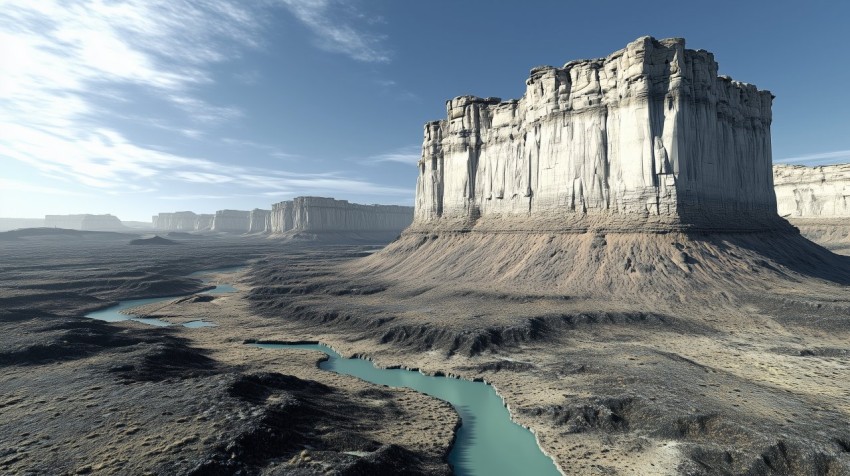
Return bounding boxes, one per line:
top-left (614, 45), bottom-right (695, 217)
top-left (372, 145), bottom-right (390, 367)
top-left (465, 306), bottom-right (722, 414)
top-left (414, 36), bottom-right (778, 232)
top-left (152, 212), bottom-right (215, 232)
top-left (248, 209), bottom-right (271, 233)
top-left (44, 214), bottom-right (126, 231)
top-left (773, 164), bottom-right (850, 218)
top-left (271, 201), bottom-right (294, 234)
top-left (152, 212), bottom-right (198, 231)
top-left (212, 210), bottom-right (250, 233)
top-left (773, 163), bottom-right (850, 251)
top-left (195, 214), bottom-right (214, 232)
top-left (270, 197), bottom-right (413, 234)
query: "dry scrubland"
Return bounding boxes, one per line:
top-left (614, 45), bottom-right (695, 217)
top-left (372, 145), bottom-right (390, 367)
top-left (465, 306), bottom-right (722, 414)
top-left (245, 228), bottom-right (850, 475)
top-left (0, 232), bottom-right (455, 475)
top-left (1, 225), bottom-right (850, 475)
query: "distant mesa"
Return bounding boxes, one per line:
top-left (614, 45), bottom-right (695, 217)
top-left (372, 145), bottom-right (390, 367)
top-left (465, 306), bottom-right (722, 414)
top-left (774, 164), bottom-right (850, 219)
top-left (129, 235), bottom-right (178, 246)
top-left (152, 211), bottom-right (214, 232)
top-left (44, 214), bottom-right (127, 232)
top-left (151, 197), bottom-right (413, 241)
top-left (774, 163), bottom-right (850, 248)
top-left (248, 208), bottom-right (271, 234)
top-left (270, 197), bottom-right (413, 236)
top-left (212, 209), bottom-right (252, 233)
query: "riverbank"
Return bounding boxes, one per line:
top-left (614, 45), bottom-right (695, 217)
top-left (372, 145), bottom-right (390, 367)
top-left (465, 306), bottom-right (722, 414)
top-left (0, 235), bottom-right (456, 475)
top-left (4, 230), bottom-right (850, 474)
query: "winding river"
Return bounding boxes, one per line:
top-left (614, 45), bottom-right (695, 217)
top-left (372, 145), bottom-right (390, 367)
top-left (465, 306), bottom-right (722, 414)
top-left (84, 268), bottom-right (562, 476)
top-left (253, 343), bottom-right (561, 476)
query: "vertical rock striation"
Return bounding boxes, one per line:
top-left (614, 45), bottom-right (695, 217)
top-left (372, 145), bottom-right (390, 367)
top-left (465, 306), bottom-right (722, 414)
top-left (269, 197), bottom-right (413, 233)
top-left (195, 214), bottom-right (214, 232)
top-left (152, 212), bottom-right (216, 232)
top-left (248, 209), bottom-right (271, 233)
top-left (773, 164), bottom-right (850, 218)
top-left (211, 210), bottom-right (251, 233)
top-left (152, 212), bottom-right (198, 231)
top-left (414, 36), bottom-right (777, 232)
top-left (773, 163), bottom-right (850, 249)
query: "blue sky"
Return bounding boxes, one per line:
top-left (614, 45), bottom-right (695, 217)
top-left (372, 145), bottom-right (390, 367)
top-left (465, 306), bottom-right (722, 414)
top-left (1, 0), bottom-right (849, 221)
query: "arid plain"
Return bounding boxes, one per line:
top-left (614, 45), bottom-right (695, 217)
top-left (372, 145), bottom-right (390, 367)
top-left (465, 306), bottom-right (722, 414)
top-left (2, 225), bottom-right (849, 475)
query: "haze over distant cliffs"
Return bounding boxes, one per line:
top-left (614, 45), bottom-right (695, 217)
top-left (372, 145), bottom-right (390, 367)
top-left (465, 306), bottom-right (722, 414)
top-left (774, 163), bottom-right (850, 249)
top-left (415, 36), bottom-right (776, 232)
top-left (44, 214), bottom-right (126, 232)
top-left (774, 164), bottom-right (850, 218)
top-left (152, 211), bottom-right (214, 232)
top-left (151, 198), bottom-right (413, 238)
top-left (270, 197), bottom-right (413, 234)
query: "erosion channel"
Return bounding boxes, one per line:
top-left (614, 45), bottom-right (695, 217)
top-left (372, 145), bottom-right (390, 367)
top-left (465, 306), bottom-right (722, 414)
top-left (84, 269), bottom-right (562, 476)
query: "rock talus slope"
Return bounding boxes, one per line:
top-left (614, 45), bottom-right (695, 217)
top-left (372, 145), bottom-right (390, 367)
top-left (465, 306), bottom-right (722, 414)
top-left (250, 37), bottom-right (850, 474)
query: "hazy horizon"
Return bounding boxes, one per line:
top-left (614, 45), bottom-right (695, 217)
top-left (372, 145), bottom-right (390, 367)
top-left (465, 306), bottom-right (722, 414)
top-left (2, 1), bottom-right (849, 222)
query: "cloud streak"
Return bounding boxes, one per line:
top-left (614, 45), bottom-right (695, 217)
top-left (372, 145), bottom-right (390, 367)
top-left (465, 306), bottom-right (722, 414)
top-left (775, 150), bottom-right (850, 166)
top-left (279, 0), bottom-right (390, 63)
top-left (0, 0), bottom-right (407, 212)
top-left (365, 145), bottom-right (422, 164)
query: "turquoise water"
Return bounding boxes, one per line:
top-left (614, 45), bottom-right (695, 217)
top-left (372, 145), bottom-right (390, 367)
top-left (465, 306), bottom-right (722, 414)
top-left (86, 296), bottom-right (175, 327)
top-left (183, 320), bottom-right (217, 328)
top-left (202, 283), bottom-right (236, 294)
top-left (85, 270), bottom-right (236, 327)
top-left (253, 343), bottom-right (561, 476)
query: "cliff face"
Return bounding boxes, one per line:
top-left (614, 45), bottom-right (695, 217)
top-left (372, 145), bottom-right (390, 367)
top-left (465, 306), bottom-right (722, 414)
top-left (773, 164), bottom-right (850, 218)
top-left (415, 36), bottom-right (776, 232)
top-left (44, 214), bottom-right (125, 231)
top-left (211, 210), bottom-right (250, 233)
top-left (195, 214), bottom-right (214, 231)
top-left (152, 212), bottom-right (215, 231)
top-left (152, 211), bottom-right (197, 231)
top-left (270, 197), bottom-right (413, 233)
top-left (248, 209), bottom-right (271, 233)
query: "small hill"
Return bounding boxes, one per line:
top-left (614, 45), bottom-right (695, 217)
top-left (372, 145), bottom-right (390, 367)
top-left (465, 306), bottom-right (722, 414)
top-left (129, 235), bottom-right (178, 246)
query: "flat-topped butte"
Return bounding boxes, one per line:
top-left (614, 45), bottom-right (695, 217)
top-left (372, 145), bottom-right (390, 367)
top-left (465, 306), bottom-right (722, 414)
top-left (415, 36), bottom-right (777, 232)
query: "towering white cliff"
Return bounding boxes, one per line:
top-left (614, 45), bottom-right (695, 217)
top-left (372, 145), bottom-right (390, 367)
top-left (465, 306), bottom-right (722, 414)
top-left (271, 201), bottom-right (294, 233)
top-left (270, 197), bottom-right (413, 233)
top-left (152, 211), bottom-right (198, 231)
top-left (248, 209), bottom-right (271, 233)
top-left (414, 36), bottom-right (777, 232)
top-left (44, 214), bottom-right (126, 231)
top-left (152, 212), bottom-right (216, 231)
top-left (195, 214), bottom-right (214, 231)
top-left (211, 209), bottom-right (251, 233)
top-left (773, 164), bottom-right (850, 218)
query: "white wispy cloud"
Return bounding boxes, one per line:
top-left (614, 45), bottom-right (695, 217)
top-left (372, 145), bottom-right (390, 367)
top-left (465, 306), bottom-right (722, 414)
top-left (0, 178), bottom-right (91, 197)
top-left (0, 0), bottom-right (264, 190)
top-left (0, 0), bottom-right (406, 205)
top-left (366, 145), bottom-right (422, 164)
top-left (775, 150), bottom-right (850, 166)
top-left (278, 0), bottom-right (390, 63)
